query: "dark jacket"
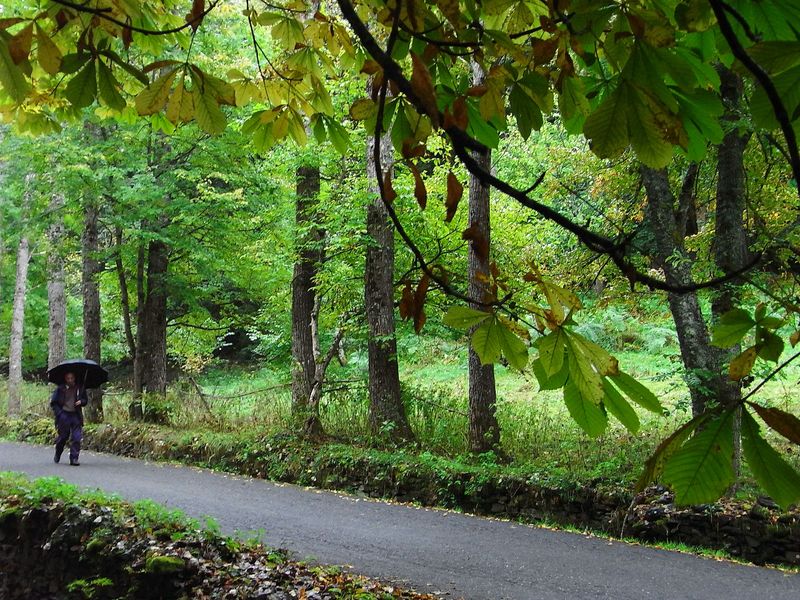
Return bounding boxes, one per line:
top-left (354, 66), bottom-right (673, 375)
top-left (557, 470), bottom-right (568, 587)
top-left (50, 385), bottom-right (89, 424)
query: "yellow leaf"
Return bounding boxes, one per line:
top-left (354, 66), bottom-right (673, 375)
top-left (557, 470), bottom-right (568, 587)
top-left (349, 97), bottom-right (375, 121)
top-left (135, 69), bottom-right (177, 116)
top-left (35, 24), bottom-right (61, 75)
top-left (729, 346), bottom-right (758, 381)
top-left (166, 78), bottom-right (194, 124)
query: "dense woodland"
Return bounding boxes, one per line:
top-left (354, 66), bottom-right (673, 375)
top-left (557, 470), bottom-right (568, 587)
top-left (1, 0), bottom-right (799, 509)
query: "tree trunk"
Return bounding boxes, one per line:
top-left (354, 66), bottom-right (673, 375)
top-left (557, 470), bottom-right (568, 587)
top-left (291, 162), bottom-right (323, 425)
top-left (712, 67), bottom-right (751, 477)
top-left (47, 194), bottom-right (67, 370)
top-left (130, 226), bottom-right (169, 418)
top-left (130, 239), bottom-right (146, 419)
top-left (114, 226), bottom-right (136, 359)
top-left (142, 237), bottom-right (169, 395)
top-left (365, 126), bottom-right (414, 444)
top-left (82, 197), bottom-right (104, 423)
top-left (468, 61), bottom-right (500, 454)
top-left (642, 167), bottom-right (720, 417)
top-left (7, 232), bottom-right (30, 417)
top-left (7, 174), bottom-right (33, 417)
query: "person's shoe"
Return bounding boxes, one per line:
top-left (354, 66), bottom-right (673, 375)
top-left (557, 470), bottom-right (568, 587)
top-left (69, 459), bottom-right (80, 466)
top-left (54, 450), bottom-right (62, 464)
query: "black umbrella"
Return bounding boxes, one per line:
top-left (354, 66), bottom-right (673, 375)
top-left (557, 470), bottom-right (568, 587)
top-left (47, 359), bottom-right (109, 389)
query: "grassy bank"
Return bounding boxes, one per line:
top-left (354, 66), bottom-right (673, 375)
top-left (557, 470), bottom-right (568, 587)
top-left (0, 471), bottom-right (438, 600)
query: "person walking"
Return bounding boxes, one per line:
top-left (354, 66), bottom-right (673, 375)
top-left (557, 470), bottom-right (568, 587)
top-left (50, 371), bottom-right (88, 466)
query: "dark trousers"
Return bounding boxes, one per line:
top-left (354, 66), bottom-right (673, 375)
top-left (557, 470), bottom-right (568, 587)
top-left (55, 412), bottom-right (82, 462)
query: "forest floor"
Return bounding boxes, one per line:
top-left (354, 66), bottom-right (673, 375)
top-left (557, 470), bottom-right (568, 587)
top-left (2, 443), bottom-right (798, 600)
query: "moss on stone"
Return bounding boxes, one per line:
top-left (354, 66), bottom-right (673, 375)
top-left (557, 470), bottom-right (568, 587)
top-left (144, 554), bottom-right (185, 574)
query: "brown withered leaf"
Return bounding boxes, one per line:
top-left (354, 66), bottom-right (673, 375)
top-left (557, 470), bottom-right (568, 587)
top-left (465, 85), bottom-right (487, 97)
top-left (0, 18), bottom-right (25, 30)
top-left (462, 223), bottom-right (488, 261)
top-left (790, 329), bottom-right (799, 347)
top-left (532, 38), bottom-right (558, 65)
top-left (9, 23), bottom-right (33, 64)
top-left (408, 160), bottom-right (427, 209)
top-left (361, 60), bottom-right (382, 75)
top-left (402, 139), bottom-right (426, 159)
top-left (445, 171), bottom-right (463, 222)
top-left (423, 43), bottom-right (439, 63)
top-left (750, 403), bottom-right (800, 445)
top-left (443, 97), bottom-right (468, 130)
top-left (399, 281), bottom-right (414, 320)
top-left (383, 170), bottom-right (397, 203)
top-left (410, 52), bottom-right (440, 128)
top-left (55, 10), bottom-right (71, 31)
top-left (118, 23), bottom-right (132, 48)
top-left (186, 0), bottom-right (205, 33)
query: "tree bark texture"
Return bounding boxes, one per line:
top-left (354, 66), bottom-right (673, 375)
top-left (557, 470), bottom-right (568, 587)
top-left (7, 233), bottom-right (30, 418)
top-left (468, 61), bottom-right (500, 454)
top-left (47, 194), bottom-right (67, 371)
top-left (642, 167), bottom-right (720, 417)
top-left (82, 198), bottom-right (104, 422)
top-left (291, 163), bottom-right (323, 423)
top-left (114, 226), bottom-right (136, 359)
top-left (365, 128), bottom-right (414, 443)
top-left (713, 67), bottom-right (751, 477)
top-left (142, 237), bottom-right (169, 395)
top-left (130, 225), bottom-right (169, 418)
top-left (712, 67), bottom-right (750, 405)
top-left (130, 240), bottom-right (146, 419)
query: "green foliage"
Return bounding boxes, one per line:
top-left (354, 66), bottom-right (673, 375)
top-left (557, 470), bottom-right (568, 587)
top-left (662, 411), bottom-right (736, 505)
top-left (741, 410), bottom-right (800, 508)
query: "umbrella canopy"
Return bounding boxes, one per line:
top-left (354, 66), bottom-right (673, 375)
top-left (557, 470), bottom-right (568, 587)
top-left (47, 359), bottom-right (108, 389)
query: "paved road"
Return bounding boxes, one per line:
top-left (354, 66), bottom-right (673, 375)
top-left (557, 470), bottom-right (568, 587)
top-left (1, 442), bottom-right (797, 599)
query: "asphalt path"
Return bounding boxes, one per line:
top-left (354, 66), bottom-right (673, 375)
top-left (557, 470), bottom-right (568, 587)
top-left (1, 442), bottom-right (797, 599)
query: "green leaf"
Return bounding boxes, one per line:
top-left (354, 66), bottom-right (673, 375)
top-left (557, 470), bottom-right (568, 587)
top-left (0, 36), bottom-right (30, 103)
top-left (64, 60), bottom-right (97, 108)
top-left (583, 84), bottom-right (629, 160)
top-left (636, 411), bottom-right (711, 492)
top-left (627, 86), bottom-right (681, 168)
top-left (602, 378), bottom-right (640, 434)
top-left (509, 84), bottom-right (542, 140)
top-left (537, 329), bottom-right (565, 377)
top-left (497, 322), bottom-right (529, 370)
top-left (565, 337), bottom-right (605, 404)
top-left (750, 403), bottom-right (800, 445)
top-left (325, 116), bottom-right (350, 155)
top-left (466, 100), bottom-right (500, 149)
top-left (471, 318), bottom-right (502, 365)
top-left (741, 410), bottom-right (800, 509)
top-left (662, 411), bottom-right (735, 505)
top-left (532, 358), bottom-right (569, 390)
top-left (711, 308), bottom-right (756, 348)
top-left (756, 330), bottom-right (784, 362)
top-left (443, 306), bottom-right (491, 329)
top-left (746, 42), bottom-right (800, 75)
top-left (193, 88), bottom-right (226, 134)
top-left (97, 61), bottom-right (126, 111)
top-left (608, 372), bottom-right (662, 413)
top-left (564, 381), bottom-right (608, 438)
